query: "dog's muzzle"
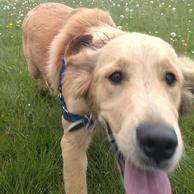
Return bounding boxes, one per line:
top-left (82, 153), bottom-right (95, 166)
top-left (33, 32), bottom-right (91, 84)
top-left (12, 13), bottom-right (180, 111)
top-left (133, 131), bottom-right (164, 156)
top-left (104, 120), bottom-right (173, 194)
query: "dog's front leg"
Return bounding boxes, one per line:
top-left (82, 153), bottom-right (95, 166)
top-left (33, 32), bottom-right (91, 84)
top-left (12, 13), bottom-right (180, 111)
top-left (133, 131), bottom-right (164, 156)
top-left (61, 120), bottom-right (91, 194)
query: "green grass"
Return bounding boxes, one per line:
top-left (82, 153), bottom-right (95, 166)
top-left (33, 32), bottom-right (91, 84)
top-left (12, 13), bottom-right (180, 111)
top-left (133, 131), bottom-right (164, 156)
top-left (0, 0), bottom-right (194, 193)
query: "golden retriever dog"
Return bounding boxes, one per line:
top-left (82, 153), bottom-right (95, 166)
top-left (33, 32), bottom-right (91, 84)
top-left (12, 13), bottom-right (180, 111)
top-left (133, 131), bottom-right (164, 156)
top-left (22, 3), bottom-right (194, 194)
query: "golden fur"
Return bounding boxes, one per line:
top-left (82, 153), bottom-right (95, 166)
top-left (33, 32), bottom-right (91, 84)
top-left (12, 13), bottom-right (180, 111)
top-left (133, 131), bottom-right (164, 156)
top-left (22, 3), bottom-right (194, 194)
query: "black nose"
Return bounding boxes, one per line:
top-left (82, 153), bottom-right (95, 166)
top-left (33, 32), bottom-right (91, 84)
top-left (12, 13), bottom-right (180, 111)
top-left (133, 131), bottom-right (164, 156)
top-left (136, 122), bottom-right (178, 163)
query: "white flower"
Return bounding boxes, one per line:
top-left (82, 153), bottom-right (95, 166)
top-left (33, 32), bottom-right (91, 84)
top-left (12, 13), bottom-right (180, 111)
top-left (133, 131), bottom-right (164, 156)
top-left (172, 7), bottom-right (176, 11)
top-left (120, 14), bottom-right (124, 19)
top-left (170, 32), bottom-right (176, 38)
top-left (125, 8), bottom-right (129, 12)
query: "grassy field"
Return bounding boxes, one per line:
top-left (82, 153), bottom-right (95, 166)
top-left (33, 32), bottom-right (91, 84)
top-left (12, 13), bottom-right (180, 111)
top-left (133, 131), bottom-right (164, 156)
top-left (0, 0), bottom-right (194, 193)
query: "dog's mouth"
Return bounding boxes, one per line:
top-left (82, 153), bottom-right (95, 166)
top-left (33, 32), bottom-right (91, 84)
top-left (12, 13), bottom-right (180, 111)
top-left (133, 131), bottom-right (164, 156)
top-left (122, 161), bottom-right (172, 194)
top-left (104, 121), bottom-right (172, 194)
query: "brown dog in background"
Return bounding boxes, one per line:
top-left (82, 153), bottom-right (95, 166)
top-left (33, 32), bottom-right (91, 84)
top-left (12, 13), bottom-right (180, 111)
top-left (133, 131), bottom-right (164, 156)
top-left (22, 3), bottom-right (194, 194)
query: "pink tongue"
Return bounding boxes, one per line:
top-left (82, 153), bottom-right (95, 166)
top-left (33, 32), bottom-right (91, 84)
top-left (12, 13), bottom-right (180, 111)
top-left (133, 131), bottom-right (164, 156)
top-left (124, 162), bottom-right (172, 194)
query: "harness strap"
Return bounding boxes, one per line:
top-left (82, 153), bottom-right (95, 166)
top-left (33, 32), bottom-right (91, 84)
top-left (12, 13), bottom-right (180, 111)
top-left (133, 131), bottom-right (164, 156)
top-left (58, 58), bottom-right (94, 131)
top-left (105, 122), bottom-right (125, 176)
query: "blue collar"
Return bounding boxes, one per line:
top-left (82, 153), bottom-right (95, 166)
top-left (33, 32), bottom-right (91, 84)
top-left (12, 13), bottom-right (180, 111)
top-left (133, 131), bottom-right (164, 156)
top-left (58, 58), bottom-right (93, 132)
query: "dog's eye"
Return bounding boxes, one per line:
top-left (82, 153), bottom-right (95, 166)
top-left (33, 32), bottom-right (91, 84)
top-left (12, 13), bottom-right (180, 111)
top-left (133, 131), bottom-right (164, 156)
top-left (108, 71), bottom-right (123, 84)
top-left (165, 72), bottom-right (176, 86)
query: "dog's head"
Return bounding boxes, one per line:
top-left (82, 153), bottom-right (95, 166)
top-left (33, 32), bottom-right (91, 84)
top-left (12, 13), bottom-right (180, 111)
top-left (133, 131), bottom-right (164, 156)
top-left (63, 32), bottom-right (194, 170)
top-left (90, 33), bottom-right (184, 171)
top-left (48, 31), bottom-right (194, 193)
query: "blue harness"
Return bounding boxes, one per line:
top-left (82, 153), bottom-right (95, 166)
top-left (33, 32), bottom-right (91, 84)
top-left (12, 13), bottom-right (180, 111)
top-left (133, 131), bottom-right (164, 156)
top-left (58, 58), bottom-right (94, 132)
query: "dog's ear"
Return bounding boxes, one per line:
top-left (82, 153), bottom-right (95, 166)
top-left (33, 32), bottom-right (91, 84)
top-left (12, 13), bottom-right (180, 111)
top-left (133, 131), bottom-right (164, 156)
top-left (65, 34), bottom-right (93, 57)
top-left (59, 37), bottom-right (97, 115)
top-left (62, 34), bottom-right (96, 98)
top-left (179, 57), bottom-right (194, 115)
top-left (47, 33), bottom-right (94, 93)
top-left (64, 44), bottom-right (97, 98)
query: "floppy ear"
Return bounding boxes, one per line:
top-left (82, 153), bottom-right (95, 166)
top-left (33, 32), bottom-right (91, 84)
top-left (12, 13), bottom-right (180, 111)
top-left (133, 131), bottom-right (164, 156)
top-left (47, 32), bottom-right (94, 93)
top-left (63, 34), bottom-right (97, 98)
top-left (58, 35), bottom-right (98, 115)
top-left (65, 34), bottom-right (93, 57)
top-left (57, 34), bottom-right (97, 98)
top-left (179, 56), bottom-right (194, 115)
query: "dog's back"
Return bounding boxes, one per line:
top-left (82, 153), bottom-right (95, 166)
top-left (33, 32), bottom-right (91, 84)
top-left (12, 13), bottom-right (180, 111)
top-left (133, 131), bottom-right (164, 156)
top-left (22, 3), bottom-right (72, 89)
